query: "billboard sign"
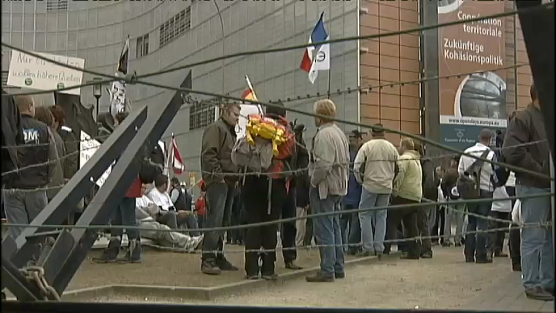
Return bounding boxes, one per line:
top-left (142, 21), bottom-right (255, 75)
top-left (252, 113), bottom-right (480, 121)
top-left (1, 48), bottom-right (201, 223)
top-left (438, 0), bottom-right (507, 150)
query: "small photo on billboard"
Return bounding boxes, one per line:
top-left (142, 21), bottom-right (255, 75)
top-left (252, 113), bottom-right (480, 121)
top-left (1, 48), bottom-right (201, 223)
top-left (438, 0), bottom-right (465, 14)
top-left (454, 72), bottom-right (507, 120)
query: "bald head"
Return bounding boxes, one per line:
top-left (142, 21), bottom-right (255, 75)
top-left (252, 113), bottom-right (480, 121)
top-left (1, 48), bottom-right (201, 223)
top-left (15, 95), bottom-right (35, 117)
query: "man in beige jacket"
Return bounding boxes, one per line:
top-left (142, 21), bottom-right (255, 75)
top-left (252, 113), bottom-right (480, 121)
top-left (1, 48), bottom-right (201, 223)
top-left (353, 126), bottom-right (399, 258)
top-left (385, 138), bottom-right (423, 260)
top-left (306, 99), bottom-right (349, 283)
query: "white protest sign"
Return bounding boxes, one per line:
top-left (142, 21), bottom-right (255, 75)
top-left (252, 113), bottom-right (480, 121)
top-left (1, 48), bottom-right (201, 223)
top-left (80, 131), bottom-right (112, 187)
top-left (7, 51), bottom-right (85, 96)
top-left (235, 104), bottom-right (263, 139)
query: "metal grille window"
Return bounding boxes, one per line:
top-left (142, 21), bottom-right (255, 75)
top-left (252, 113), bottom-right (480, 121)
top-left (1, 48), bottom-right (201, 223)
top-left (136, 34), bottom-right (149, 58)
top-left (159, 6), bottom-right (191, 48)
top-left (188, 96), bottom-right (218, 130)
top-left (46, 0), bottom-right (68, 12)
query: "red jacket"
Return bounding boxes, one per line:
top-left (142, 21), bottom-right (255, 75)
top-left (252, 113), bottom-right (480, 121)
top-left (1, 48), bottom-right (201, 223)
top-left (125, 177), bottom-right (142, 198)
top-left (195, 197), bottom-right (206, 215)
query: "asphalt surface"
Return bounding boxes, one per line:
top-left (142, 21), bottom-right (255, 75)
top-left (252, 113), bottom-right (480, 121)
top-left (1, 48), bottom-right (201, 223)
top-left (90, 246), bottom-right (516, 310)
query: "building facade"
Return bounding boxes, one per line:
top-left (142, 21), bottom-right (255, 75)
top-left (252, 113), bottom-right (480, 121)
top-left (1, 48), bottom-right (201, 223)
top-left (1, 0), bottom-right (533, 179)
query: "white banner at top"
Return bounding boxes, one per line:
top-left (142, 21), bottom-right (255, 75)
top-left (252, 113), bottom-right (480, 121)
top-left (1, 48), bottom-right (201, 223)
top-left (7, 50), bottom-right (85, 96)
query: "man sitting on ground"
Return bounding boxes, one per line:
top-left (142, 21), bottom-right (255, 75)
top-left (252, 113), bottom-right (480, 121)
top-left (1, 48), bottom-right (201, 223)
top-left (137, 184), bottom-right (203, 251)
top-left (147, 174), bottom-right (200, 236)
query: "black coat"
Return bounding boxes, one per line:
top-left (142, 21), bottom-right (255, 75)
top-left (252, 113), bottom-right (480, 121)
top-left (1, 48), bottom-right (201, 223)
top-left (1, 89), bottom-right (24, 184)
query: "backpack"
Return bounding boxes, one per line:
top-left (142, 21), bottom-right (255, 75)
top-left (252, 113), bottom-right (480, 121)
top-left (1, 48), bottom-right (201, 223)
top-left (231, 114), bottom-right (294, 176)
top-left (456, 150), bottom-right (489, 199)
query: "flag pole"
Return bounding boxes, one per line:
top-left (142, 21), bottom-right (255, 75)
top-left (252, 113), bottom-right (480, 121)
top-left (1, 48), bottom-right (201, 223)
top-left (325, 8), bottom-right (331, 100)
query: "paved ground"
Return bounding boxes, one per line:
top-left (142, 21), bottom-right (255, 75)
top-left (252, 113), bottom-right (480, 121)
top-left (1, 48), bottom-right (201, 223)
top-left (68, 245), bottom-right (322, 290)
top-left (87, 246), bottom-right (544, 311)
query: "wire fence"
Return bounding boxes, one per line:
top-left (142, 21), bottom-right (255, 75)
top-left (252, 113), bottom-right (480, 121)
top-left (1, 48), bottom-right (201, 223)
top-left (0, 3), bottom-right (553, 273)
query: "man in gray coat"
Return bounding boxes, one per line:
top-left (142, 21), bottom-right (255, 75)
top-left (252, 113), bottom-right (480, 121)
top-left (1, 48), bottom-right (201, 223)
top-left (306, 99), bottom-right (349, 283)
top-left (200, 102), bottom-right (241, 275)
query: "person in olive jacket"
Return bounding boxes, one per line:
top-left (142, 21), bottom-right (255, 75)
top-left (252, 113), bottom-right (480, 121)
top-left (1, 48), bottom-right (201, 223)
top-left (199, 102), bottom-right (241, 275)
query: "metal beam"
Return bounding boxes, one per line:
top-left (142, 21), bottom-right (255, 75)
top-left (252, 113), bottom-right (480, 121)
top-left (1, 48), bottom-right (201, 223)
top-left (50, 72), bottom-right (191, 294)
top-left (1, 256), bottom-right (40, 301)
top-left (10, 107), bottom-right (148, 267)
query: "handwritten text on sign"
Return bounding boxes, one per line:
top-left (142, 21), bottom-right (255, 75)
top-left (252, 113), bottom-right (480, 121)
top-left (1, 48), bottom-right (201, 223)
top-left (79, 131), bottom-right (112, 187)
top-left (7, 51), bottom-right (85, 96)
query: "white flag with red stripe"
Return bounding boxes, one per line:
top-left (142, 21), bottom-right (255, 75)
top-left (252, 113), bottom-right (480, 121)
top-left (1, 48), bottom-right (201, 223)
top-left (171, 136), bottom-right (184, 175)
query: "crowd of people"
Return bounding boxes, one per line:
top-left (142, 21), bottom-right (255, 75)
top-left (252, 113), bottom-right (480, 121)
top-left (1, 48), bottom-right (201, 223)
top-left (1, 83), bottom-right (553, 300)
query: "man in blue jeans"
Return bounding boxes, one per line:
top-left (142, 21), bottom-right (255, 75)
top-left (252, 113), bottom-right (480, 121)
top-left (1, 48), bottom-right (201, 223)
top-left (503, 84), bottom-right (554, 301)
top-left (353, 125), bottom-right (398, 258)
top-left (459, 129), bottom-right (496, 264)
top-left (306, 99), bottom-right (349, 283)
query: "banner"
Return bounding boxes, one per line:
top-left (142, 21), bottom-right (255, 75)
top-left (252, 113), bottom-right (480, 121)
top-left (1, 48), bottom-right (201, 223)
top-left (438, 0), bottom-right (507, 150)
top-left (79, 131), bottom-right (112, 187)
top-left (7, 51), bottom-right (85, 96)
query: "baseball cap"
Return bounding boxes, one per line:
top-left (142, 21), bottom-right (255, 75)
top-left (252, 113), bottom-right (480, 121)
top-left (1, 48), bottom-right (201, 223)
top-left (349, 130), bottom-right (364, 139)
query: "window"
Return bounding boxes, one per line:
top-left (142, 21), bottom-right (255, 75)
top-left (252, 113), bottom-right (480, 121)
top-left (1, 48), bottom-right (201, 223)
top-left (46, 0), bottom-right (68, 12)
top-left (136, 34), bottom-right (149, 58)
top-left (188, 96), bottom-right (218, 130)
top-left (159, 6), bottom-right (191, 47)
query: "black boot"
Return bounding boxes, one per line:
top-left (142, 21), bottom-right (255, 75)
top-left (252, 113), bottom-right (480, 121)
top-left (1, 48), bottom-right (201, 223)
top-left (92, 237), bottom-right (121, 263)
top-left (122, 239), bottom-right (142, 263)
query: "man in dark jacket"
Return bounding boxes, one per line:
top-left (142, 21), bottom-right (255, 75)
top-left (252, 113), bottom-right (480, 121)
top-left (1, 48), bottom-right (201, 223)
top-left (1, 88), bottom-right (24, 185)
top-left (93, 111), bottom-right (143, 264)
top-left (414, 141), bottom-right (438, 258)
top-left (280, 120), bottom-right (308, 271)
top-left (200, 102), bottom-right (241, 275)
top-left (341, 130), bottom-right (363, 255)
top-left (50, 105), bottom-right (78, 181)
top-left (503, 84), bottom-right (553, 301)
top-left (3, 95), bottom-right (57, 239)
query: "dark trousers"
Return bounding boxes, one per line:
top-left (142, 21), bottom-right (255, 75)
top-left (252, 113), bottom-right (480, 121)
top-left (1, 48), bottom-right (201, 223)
top-left (281, 187), bottom-right (297, 263)
top-left (505, 186), bottom-right (521, 266)
top-left (227, 192), bottom-right (243, 243)
top-left (432, 205), bottom-right (446, 244)
top-left (488, 211), bottom-right (510, 254)
top-left (416, 207), bottom-right (432, 254)
top-left (340, 204), bottom-right (362, 253)
top-left (202, 182), bottom-right (235, 261)
top-left (243, 177), bottom-right (287, 276)
top-left (111, 196), bottom-right (139, 240)
top-left (385, 197), bottom-right (420, 258)
top-left (304, 210), bottom-right (314, 246)
top-left (197, 214), bottom-right (205, 230)
top-left (464, 190), bottom-right (493, 261)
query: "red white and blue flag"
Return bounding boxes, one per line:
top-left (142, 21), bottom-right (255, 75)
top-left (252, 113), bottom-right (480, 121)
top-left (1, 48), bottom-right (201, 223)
top-left (299, 12), bottom-right (330, 84)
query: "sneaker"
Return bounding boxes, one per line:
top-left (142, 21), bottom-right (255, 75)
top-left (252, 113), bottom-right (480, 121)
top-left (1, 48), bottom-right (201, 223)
top-left (245, 274), bottom-right (259, 280)
top-left (355, 250), bottom-right (373, 257)
top-left (400, 253), bottom-right (419, 260)
top-left (285, 261), bottom-right (303, 270)
top-left (335, 272), bottom-right (345, 279)
top-left (494, 251), bottom-right (508, 258)
top-left (122, 239), bottom-right (142, 263)
top-left (420, 251), bottom-right (433, 259)
top-left (201, 260), bottom-right (222, 275)
top-left (525, 286), bottom-right (554, 301)
top-left (306, 272), bottom-right (334, 283)
top-left (475, 258), bottom-right (493, 264)
top-left (92, 238), bottom-right (121, 263)
top-left (216, 257), bottom-right (239, 271)
top-left (262, 273), bottom-right (278, 281)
